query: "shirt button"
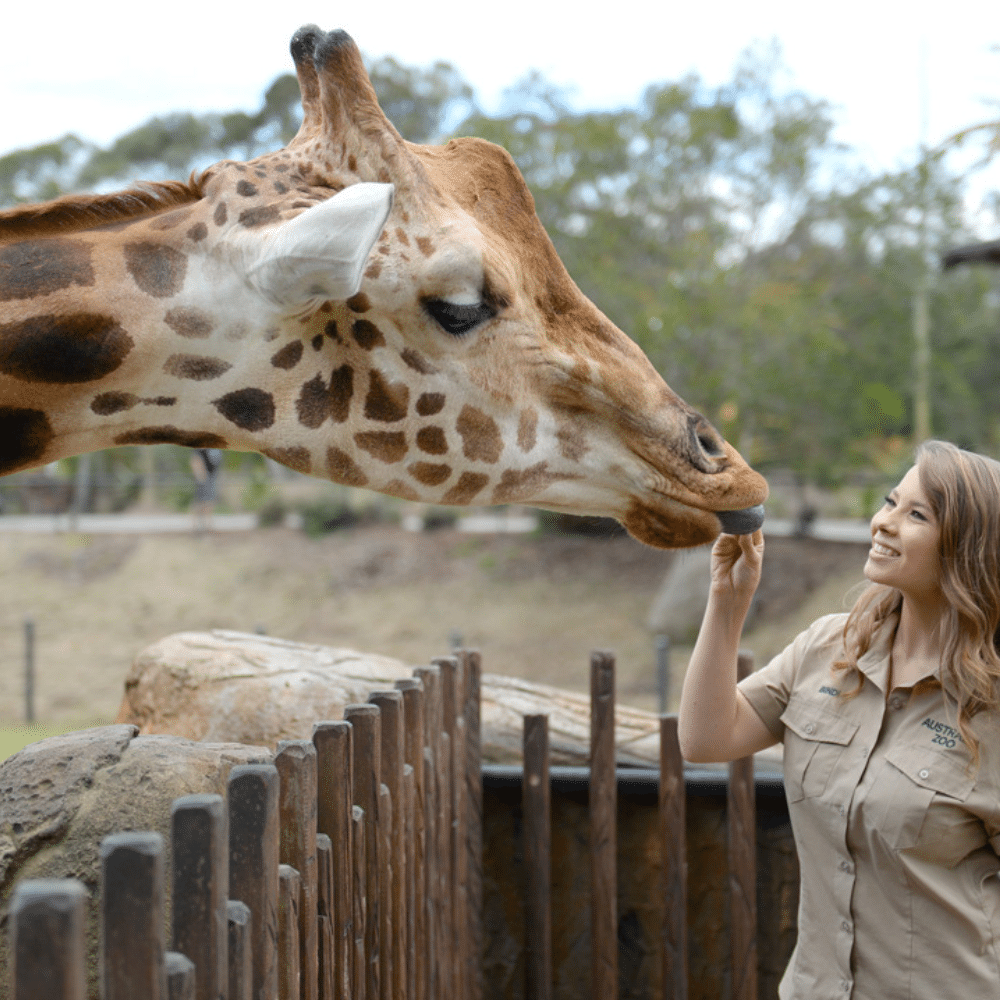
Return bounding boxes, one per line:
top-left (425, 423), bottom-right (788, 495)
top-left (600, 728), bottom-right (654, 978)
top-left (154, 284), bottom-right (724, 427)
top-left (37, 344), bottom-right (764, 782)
top-left (805, 722), bottom-right (816, 735)
top-left (839, 860), bottom-right (853, 873)
top-left (859, 746), bottom-right (868, 758)
top-left (838, 805), bottom-right (846, 816)
top-left (841, 980), bottom-right (852, 992)
top-left (841, 920), bottom-right (851, 933)
top-left (919, 769), bottom-right (930, 779)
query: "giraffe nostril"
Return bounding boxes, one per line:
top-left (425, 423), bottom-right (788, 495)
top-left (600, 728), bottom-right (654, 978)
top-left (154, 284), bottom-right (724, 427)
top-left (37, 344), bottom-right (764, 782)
top-left (688, 415), bottom-right (726, 468)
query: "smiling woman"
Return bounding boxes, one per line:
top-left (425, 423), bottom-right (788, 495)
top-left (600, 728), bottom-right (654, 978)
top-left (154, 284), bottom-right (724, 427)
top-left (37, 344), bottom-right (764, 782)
top-left (679, 439), bottom-right (1000, 1000)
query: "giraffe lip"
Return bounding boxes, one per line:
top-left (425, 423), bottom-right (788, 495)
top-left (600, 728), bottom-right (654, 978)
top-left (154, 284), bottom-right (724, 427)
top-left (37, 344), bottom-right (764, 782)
top-left (716, 505), bottom-right (766, 535)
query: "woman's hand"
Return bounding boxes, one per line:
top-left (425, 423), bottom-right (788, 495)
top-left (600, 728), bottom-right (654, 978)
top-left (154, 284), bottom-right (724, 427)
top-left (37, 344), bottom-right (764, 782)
top-left (709, 529), bottom-right (764, 605)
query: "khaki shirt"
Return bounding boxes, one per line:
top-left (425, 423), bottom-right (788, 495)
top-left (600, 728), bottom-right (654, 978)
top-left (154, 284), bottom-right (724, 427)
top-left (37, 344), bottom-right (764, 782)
top-left (740, 613), bottom-right (1000, 1000)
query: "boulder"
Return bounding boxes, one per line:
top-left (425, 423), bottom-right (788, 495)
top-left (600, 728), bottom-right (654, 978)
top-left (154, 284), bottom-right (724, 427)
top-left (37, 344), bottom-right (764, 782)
top-left (0, 724), bottom-right (269, 997)
top-left (115, 630), bottom-right (664, 766)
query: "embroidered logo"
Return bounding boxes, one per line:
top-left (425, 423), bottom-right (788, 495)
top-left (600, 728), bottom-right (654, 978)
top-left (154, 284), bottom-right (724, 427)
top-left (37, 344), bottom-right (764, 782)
top-left (921, 716), bottom-right (962, 748)
top-left (819, 686), bottom-right (840, 696)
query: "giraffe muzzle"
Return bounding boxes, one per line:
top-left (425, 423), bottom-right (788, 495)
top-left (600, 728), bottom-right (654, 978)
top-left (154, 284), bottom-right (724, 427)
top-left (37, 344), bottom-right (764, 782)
top-left (716, 505), bottom-right (766, 535)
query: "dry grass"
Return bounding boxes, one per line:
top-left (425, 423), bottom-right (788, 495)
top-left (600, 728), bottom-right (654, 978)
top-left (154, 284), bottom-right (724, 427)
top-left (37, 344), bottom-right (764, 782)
top-left (0, 524), bottom-right (870, 758)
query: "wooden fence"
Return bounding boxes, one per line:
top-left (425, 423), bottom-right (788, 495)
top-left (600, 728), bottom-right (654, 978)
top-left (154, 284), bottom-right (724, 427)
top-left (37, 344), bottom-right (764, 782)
top-left (7, 650), bottom-right (770, 1000)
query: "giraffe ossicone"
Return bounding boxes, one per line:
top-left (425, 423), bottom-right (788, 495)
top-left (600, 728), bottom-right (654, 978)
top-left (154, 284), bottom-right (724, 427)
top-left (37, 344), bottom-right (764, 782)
top-left (0, 25), bottom-right (767, 548)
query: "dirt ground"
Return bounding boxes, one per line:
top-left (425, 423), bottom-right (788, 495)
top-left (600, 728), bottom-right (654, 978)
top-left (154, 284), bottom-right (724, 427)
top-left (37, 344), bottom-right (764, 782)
top-left (0, 523), bottom-right (871, 736)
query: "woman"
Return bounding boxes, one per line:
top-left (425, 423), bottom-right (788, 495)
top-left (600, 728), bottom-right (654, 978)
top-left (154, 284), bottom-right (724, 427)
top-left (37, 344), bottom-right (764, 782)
top-left (678, 440), bottom-right (1000, 999)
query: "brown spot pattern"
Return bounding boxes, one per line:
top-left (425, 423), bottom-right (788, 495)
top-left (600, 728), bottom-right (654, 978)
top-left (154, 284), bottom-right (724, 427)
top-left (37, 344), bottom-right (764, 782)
top-left (394, 228), bottom-right (410, 246)
top-left (364, 371), bottom-right (409, 423)
top-left (346, 293), bottom-right (370, 313)
top-left (416, 237), bottom-right (434, 257)
top-left (384, 479), bottom-right (420, 501)
top-left (324, 320), bottom-right (340, 343)
top-left (296, 365), bottom-right (354, 427)
top-left (556, 420), bottom-right (588, 461)
top-left (187, 222), bottom-right (208, 242)
top-left (271, 341), bottom-right (304, 369)
top-left (518, 408), bottom-right (538, 452)
top-left (164, 307), bottom-right (214, 339)
top-left (213, 202), bottom-right (228, 226)
top-left (273, 181), bottom-right (288, 194)
top-left (163, 354), bottom-right (231, 381)
top-left (114, 427), bottom-right (227, 448)
top-left (441, 472), bottom-right (489, 505)
top-left (0, 314), bottom-right (133, 383)
top-left (355, 431), bottom-right (407, 464)
top-left (0, 239), bottom-right (95, 302)
top-left (400, 349), bottom-right (438, 375)
top-left (492, 462), bottom-right (576, 503)
top-left (416, 427), bottom-right (447, 455)
top-left (91, 392), bottom-right (138, 415)
top-left (124, 242), bottom-right (187, 298)
top-left (408, 462), bottom-right (452, 486)
top-left (364, 261), bottom-right (382, 280)
top-left (263, 446), bottom-right (312, 475)
top-left (311, 334), bottom-right (324, 351)
top-left (0, 407), bottom-right (54, 474)
top-left (456, 405), bottom-right (503, 463)
top-left (236, 180), bottom-right (258, 197)
top-left (416, 392), bottom-right (446, 416)
top-left (348, 155), bottom-right (358, 172)
top-left (352, 319), bottom-right (384, 350)
top-left (213, 388), bottom-right (275, 431)
top-left (327, 447), bottom-right (368, 487)
top-left (239, 205), bottom-right (281, 228)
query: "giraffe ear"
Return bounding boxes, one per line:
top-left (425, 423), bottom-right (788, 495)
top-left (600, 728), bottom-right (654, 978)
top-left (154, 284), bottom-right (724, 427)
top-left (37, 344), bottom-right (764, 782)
top-left (245, 182), bottom-right (394, 307)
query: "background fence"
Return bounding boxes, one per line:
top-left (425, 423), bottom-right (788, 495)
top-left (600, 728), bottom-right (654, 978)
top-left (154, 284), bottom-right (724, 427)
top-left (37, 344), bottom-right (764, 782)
top-left (7, 648), bottom-right (788, 1000)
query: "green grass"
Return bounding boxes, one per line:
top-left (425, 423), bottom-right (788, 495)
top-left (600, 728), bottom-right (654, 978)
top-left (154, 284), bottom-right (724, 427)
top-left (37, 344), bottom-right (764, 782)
top-left (0, 721), bottom-right (112, 761)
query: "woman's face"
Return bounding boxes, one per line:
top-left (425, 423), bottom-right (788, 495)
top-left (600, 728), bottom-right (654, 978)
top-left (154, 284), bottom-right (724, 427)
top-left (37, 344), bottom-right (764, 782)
top-left (864, 464), bottom-right (944, 607)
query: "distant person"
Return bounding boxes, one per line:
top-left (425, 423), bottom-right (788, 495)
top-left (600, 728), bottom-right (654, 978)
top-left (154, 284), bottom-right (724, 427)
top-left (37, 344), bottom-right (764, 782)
top-left (190, 448), bottom-right (223, 532)
top-left (679, 440), bottom-right (1000, 998)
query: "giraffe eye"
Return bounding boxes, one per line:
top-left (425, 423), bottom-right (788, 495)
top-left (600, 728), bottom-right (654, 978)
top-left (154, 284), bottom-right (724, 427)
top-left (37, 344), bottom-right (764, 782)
top-left (423, 298), bottom-right (496, 336)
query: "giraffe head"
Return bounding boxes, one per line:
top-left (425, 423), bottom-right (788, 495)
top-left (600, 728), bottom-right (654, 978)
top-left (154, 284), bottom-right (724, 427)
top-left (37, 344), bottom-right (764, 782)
top-left (0, 26), bottom-right (766, 548)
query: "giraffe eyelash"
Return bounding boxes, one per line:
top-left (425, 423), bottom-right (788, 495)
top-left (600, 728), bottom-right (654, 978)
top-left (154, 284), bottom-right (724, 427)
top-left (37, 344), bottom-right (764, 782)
top-left (422, 298), bottom-right (496, 337)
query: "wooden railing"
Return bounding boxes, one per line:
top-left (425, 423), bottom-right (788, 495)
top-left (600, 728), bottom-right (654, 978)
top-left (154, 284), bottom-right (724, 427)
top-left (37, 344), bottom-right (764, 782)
top-left (7, 649), bottom-right (766, 1000)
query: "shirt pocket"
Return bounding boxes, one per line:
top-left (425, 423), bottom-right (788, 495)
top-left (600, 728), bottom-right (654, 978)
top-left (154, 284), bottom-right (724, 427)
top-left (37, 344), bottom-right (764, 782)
top-left (780, 697), bottom-right (859, 803)
top-left (875, 745), bottom-right (979, 859)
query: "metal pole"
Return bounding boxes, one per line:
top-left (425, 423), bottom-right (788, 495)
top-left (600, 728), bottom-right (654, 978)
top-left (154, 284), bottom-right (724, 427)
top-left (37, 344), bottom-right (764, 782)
top-left (656, 634), bottom-right (671, 715)
top-left (24, 617), bottom-right (35, 724)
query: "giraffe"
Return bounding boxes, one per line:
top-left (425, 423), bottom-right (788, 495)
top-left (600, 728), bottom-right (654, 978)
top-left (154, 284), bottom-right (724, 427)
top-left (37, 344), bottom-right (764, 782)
top-left (0, 26), bottom-right (767, 549)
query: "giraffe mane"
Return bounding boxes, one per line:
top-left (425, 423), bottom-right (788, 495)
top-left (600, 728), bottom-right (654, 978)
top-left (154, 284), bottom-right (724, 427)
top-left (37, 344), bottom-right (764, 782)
top-left (0, 177), bottom-right (205, 243)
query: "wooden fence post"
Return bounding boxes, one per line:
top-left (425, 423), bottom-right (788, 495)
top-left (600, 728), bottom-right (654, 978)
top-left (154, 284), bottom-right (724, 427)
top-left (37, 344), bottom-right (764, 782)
top-left (227, 901), bottom-right (253, 1000)
top-left (395, 677), bottom-right (427, 1000)
top-left (276, 740), bottom-right (319, 1000)
top-left (228, 762), bottom-right (280, 1000)
top-left (100, 831), bottom-right (167, 1000)
top-left (171, 793), bottom-right (228, 1000)
top-left (165, 952), bottom-right (196, 1000)
top-left (461, 649), bottom-right (484, 1000)
top-left (660, 716), bottom-right (688, 1000)
top-left (313, 720), bottom-right (354, 1000)
top-left (10, 879), bottom-right (88, 1000)
top-left (378, 783), bottom-right (397, 1000)
top-left (413, 666), bottom-right (440, 1000)
top-left (728, 653), bottom-right (757, 1000)
top-left (316, 834), bottom-right (335, 1000)
top-left (344, 703), bottom-right (381, 1000)
top-left (352, 805), bottom-right (367, 1000)
top-left (590, 651), bottom-right (617, 1000)
top-left (369, 689), bottom-right (407, 1000)
top-left (278, 865), bottom-right (302, 1000)
top-left (523, 714), bottom-right (552, 1000)
top-left (402, 763), bottom-right (416, 1000)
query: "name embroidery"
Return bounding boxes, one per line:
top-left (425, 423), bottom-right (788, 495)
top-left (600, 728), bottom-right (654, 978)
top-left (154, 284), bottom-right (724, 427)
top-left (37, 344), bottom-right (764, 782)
top-left (819, 686), bottom-right (840, 696)
top-left (921, 716), bottom-right (962, 748)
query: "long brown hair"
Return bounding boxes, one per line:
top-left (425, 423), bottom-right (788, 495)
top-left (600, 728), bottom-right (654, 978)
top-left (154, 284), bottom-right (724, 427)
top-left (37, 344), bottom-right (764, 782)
top-left (835, 440), bottom-right (1000, 764)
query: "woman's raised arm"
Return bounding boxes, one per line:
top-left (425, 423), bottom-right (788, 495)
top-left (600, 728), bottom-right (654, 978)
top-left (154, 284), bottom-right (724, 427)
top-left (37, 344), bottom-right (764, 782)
top-left (678, 529), bottom-right (779, 762)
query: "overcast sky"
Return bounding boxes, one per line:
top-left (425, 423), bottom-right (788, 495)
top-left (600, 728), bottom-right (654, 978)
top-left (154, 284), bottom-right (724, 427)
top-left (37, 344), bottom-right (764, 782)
top-left (1, 0), bottom-right (998, 182)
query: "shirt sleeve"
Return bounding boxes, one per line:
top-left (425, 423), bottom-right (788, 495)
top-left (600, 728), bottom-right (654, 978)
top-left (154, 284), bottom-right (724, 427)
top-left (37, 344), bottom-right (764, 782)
top-left (738, 614), bottom-right (846, 741)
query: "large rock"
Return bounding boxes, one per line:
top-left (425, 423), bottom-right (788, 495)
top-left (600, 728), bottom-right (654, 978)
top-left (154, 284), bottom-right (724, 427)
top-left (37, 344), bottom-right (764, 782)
top-left (116, 630), bottom-right (664, 766)
top-left (0, 725), bottom-right (269, 997)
